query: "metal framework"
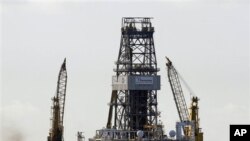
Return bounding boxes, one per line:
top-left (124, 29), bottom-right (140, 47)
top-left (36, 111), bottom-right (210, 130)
top-left (166, 57), bottom-right (189, 122)
top-left (48, 59), bottom-right (67, 141)
top-left (77, 132), bottom-right (85, 141)
top-left (107, 18), bottom-right (159, 134)
top-left (190, 97), bottom-right (203, 141)
top-left (166, 58), bottom-right (203, 141)
top-left (56, 59), bottom-right (67, 126)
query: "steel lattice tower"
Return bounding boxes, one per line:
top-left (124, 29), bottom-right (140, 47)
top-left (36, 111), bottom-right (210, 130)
top-left (107, 17), bottom-right (160, 133)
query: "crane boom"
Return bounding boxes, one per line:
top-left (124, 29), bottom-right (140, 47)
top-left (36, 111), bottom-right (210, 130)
top-left (166, 57), bottom-right (203, 141)
top-left (48, 59), bottom-right (67, 141)
top-left (56, 59), bottom-right (67, 126)
top-left (166, 57), bottom-right (189, 122)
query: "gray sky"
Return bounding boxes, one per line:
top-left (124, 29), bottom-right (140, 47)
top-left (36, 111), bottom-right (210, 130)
top-left (1, 0), bottom-right (249, 141)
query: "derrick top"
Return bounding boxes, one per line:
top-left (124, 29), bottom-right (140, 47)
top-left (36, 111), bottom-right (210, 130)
top-left (121, 17), bottom-right (154, 35)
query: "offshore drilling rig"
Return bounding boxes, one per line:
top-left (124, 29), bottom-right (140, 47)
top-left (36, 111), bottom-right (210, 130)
top-left (45, 17), bottom-right (203, 141)
top-left (91, 17), bottom-right (162, 141)
top-left (89, 17), bottom-right (203, 141)
top-left (47, 59), bottom-right (67, 141)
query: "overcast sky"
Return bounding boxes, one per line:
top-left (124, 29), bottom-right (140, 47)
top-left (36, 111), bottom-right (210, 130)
top-left (0, 0), bottom-right (249, 141)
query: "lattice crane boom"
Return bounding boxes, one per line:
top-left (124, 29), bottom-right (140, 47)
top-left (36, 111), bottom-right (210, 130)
top-left (166, 57), bottom-right (189, 122)
top-left (48, 59), bottom-right (67, 141)
top-left (56, 59), bottom-right (67, 126)
top-left (166, 57), bottom-right (203, 141)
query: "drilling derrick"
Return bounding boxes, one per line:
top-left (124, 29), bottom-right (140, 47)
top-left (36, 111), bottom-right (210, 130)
top-left (105, 17), bottom-right (161, 139)
top-left (90, 18), bottom-right (204, 141)
top-left (48, 59), bottom-right (67, 141)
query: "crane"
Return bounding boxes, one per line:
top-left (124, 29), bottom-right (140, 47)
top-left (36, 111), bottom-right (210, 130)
top-left (166, 57), bottom-right (189, 122)
top-left (48, 59), bottom-right (67, 141)
top-left (166, 57), bottom-right (203, 141)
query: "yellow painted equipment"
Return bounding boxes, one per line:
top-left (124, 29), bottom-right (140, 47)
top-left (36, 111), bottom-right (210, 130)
top-left (47, 59), bottom-right (67, 141)
top-left (166, 57), bottom-right (203, 141)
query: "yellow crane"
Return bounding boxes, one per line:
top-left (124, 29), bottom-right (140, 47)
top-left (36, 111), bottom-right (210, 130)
top-left (166, 57), bottom-right (203, 141)
top-left (47, 59), bottom-right (67, 141)
top-left (190, 97), bottom-right (203, 141)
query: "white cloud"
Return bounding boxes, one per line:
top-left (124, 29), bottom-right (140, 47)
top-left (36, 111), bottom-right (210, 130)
top-left (1, 100), bottom-right (38, 120)
top-left (223, 103), bottom-right (248, 113)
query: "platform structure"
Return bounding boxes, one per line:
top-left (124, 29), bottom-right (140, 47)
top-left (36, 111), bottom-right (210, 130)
top-left (90, 17), bottom-right (199, 141)
top-left (98, 17), bottom-right (162, 140)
